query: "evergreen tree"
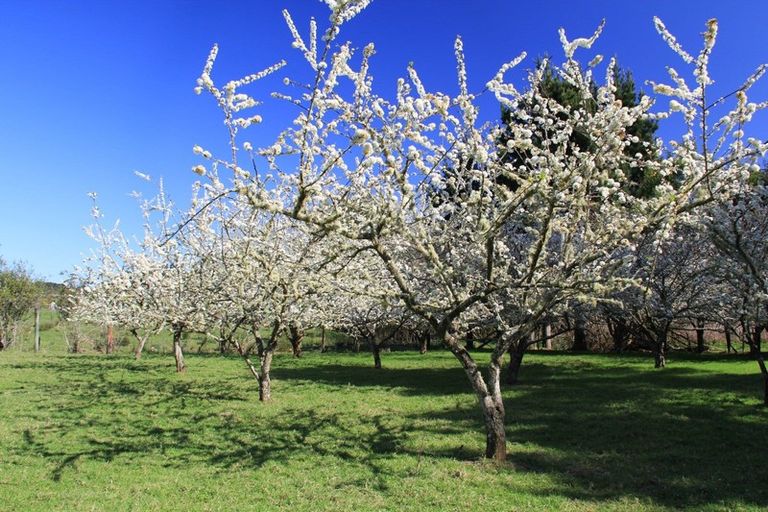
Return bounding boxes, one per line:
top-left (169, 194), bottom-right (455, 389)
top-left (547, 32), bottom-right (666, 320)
top-left (500, 60), bottom-right (659, 197)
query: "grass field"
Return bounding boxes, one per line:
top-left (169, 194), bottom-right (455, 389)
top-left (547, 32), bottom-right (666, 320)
top-left (1, 349), bottom-right (767, 511)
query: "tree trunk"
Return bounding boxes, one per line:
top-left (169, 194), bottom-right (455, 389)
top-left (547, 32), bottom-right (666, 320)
top-left (465, 329), bottom-right (475, 351)
top-left (442, 328), bottom-right (506, 461)
top-left (173, 327), bottom-right (186, 372)
top-left (288, 324), bottom-right (303, 358)
top-left (131, 329), bottom-right (150, 360)
top-left (696, 318), bottom-right (706, 354)
top-left (372, 342), bottom-right (382, 369)
top-left (542, 323), bottom-right (552, 350)
top-left (609, 318), bottom-right (629, 352)
top-left (259, 352), bottom-right (273, 402)
top-left (34, 306), bottom-right (41, 353)
top-left (753, 325), bottom-right (763, 357)
top-left (753, 352), bottom-right (768, 406)
top-left (724, 324), bottom-right (733, 354)
top-left (233, 339), bottom-right (260, 381)
top-left (572, 312), bottom-right (587, 351)
top-left (419, 331), bottom-right (430, 354)
top-left (506, 343), bottom-right (526, 385)
top-left (106, 325), bottom-right (115, 355)
top-left (654, 328), bottom-right (667, 368)
top-left (319, 326), bottom-right (327, 353)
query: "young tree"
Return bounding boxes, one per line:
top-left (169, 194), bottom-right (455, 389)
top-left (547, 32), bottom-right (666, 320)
top-left (0, 258), bottom-right (38, 350)
top-left (629, 225), bottom-right (719, 367)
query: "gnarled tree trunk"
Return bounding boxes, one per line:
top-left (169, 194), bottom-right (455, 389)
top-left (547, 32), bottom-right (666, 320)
top-left (442, 327), bottom-right (506, 462)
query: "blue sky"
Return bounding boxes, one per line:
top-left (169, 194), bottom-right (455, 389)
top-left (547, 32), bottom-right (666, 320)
top-left (0, 0), bottom-right (766, 281)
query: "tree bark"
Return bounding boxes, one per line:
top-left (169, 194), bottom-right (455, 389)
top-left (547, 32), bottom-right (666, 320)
top-left (319, 326), bottom-right (327, 353)
top-left (259, 351), bottom-right (273, 402)
top-left (506, 343), bottom-right (526, 385)
top-left (442, 327), bottom-right (506, 461)
top-left (106, 325), bottom-right (115, 355)
top-left (654, 328), bottom-right (667, 368)
top-left (465, 329), bottom-right (475, 350)
top-left (696, 318), bottom-right (706, 354)
top-left (724, 324), bottom-right (733, 354)
top-left (752, 325), bottom-right (763, 358)
top-left (542, 323), bottom-right (552, 350)
top-left (419, 331), bottom-right (430, 354)
top-left (372, 342), bottom-right (382, 369)
top-left (131, 329), bottom-right (149, 360)
top-left (572, 312), bottom-right (588, 351)
top-left (233, 339), bottom-right (260, 381)
top-left (172, 326), bottom-right (186, 372)
top-left (609, 318), bottom-right (629, 352)
top-left (288, 324), bottom-right (303, 358)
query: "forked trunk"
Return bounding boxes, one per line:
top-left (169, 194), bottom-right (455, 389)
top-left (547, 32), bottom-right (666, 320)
top-left (259, 352), bottom-right (273, 402)
top-left (132, 329), bottom-right (149, 360)
top-left (443, 328), bottom-right (506, 462)
top-left (173, 327), bottom-right (186, 373)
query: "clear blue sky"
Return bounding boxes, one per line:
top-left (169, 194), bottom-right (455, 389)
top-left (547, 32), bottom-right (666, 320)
top-left (1, 0), bottom-right (766, 281)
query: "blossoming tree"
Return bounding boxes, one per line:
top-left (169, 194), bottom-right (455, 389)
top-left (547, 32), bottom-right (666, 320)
top-left (190, 1), bottom-right (765, 461)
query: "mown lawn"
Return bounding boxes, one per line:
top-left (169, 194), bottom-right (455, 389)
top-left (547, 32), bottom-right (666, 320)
top-left (1, 349), bottom-right (766, 511)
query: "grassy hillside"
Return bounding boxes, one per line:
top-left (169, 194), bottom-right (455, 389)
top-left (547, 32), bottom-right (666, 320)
top-left (1, 350), bottom-right (766, 511)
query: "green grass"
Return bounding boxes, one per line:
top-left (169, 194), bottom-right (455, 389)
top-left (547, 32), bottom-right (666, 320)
top-left (5, 308), bottom-right (350, 355)
top-left (1, 350), bottom-right (766, 511)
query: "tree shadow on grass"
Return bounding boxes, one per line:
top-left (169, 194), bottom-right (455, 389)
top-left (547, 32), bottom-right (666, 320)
top-left (392, 362), bottom-right (768, 509)
top-left (7, 353), bottom-right (768, 509)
